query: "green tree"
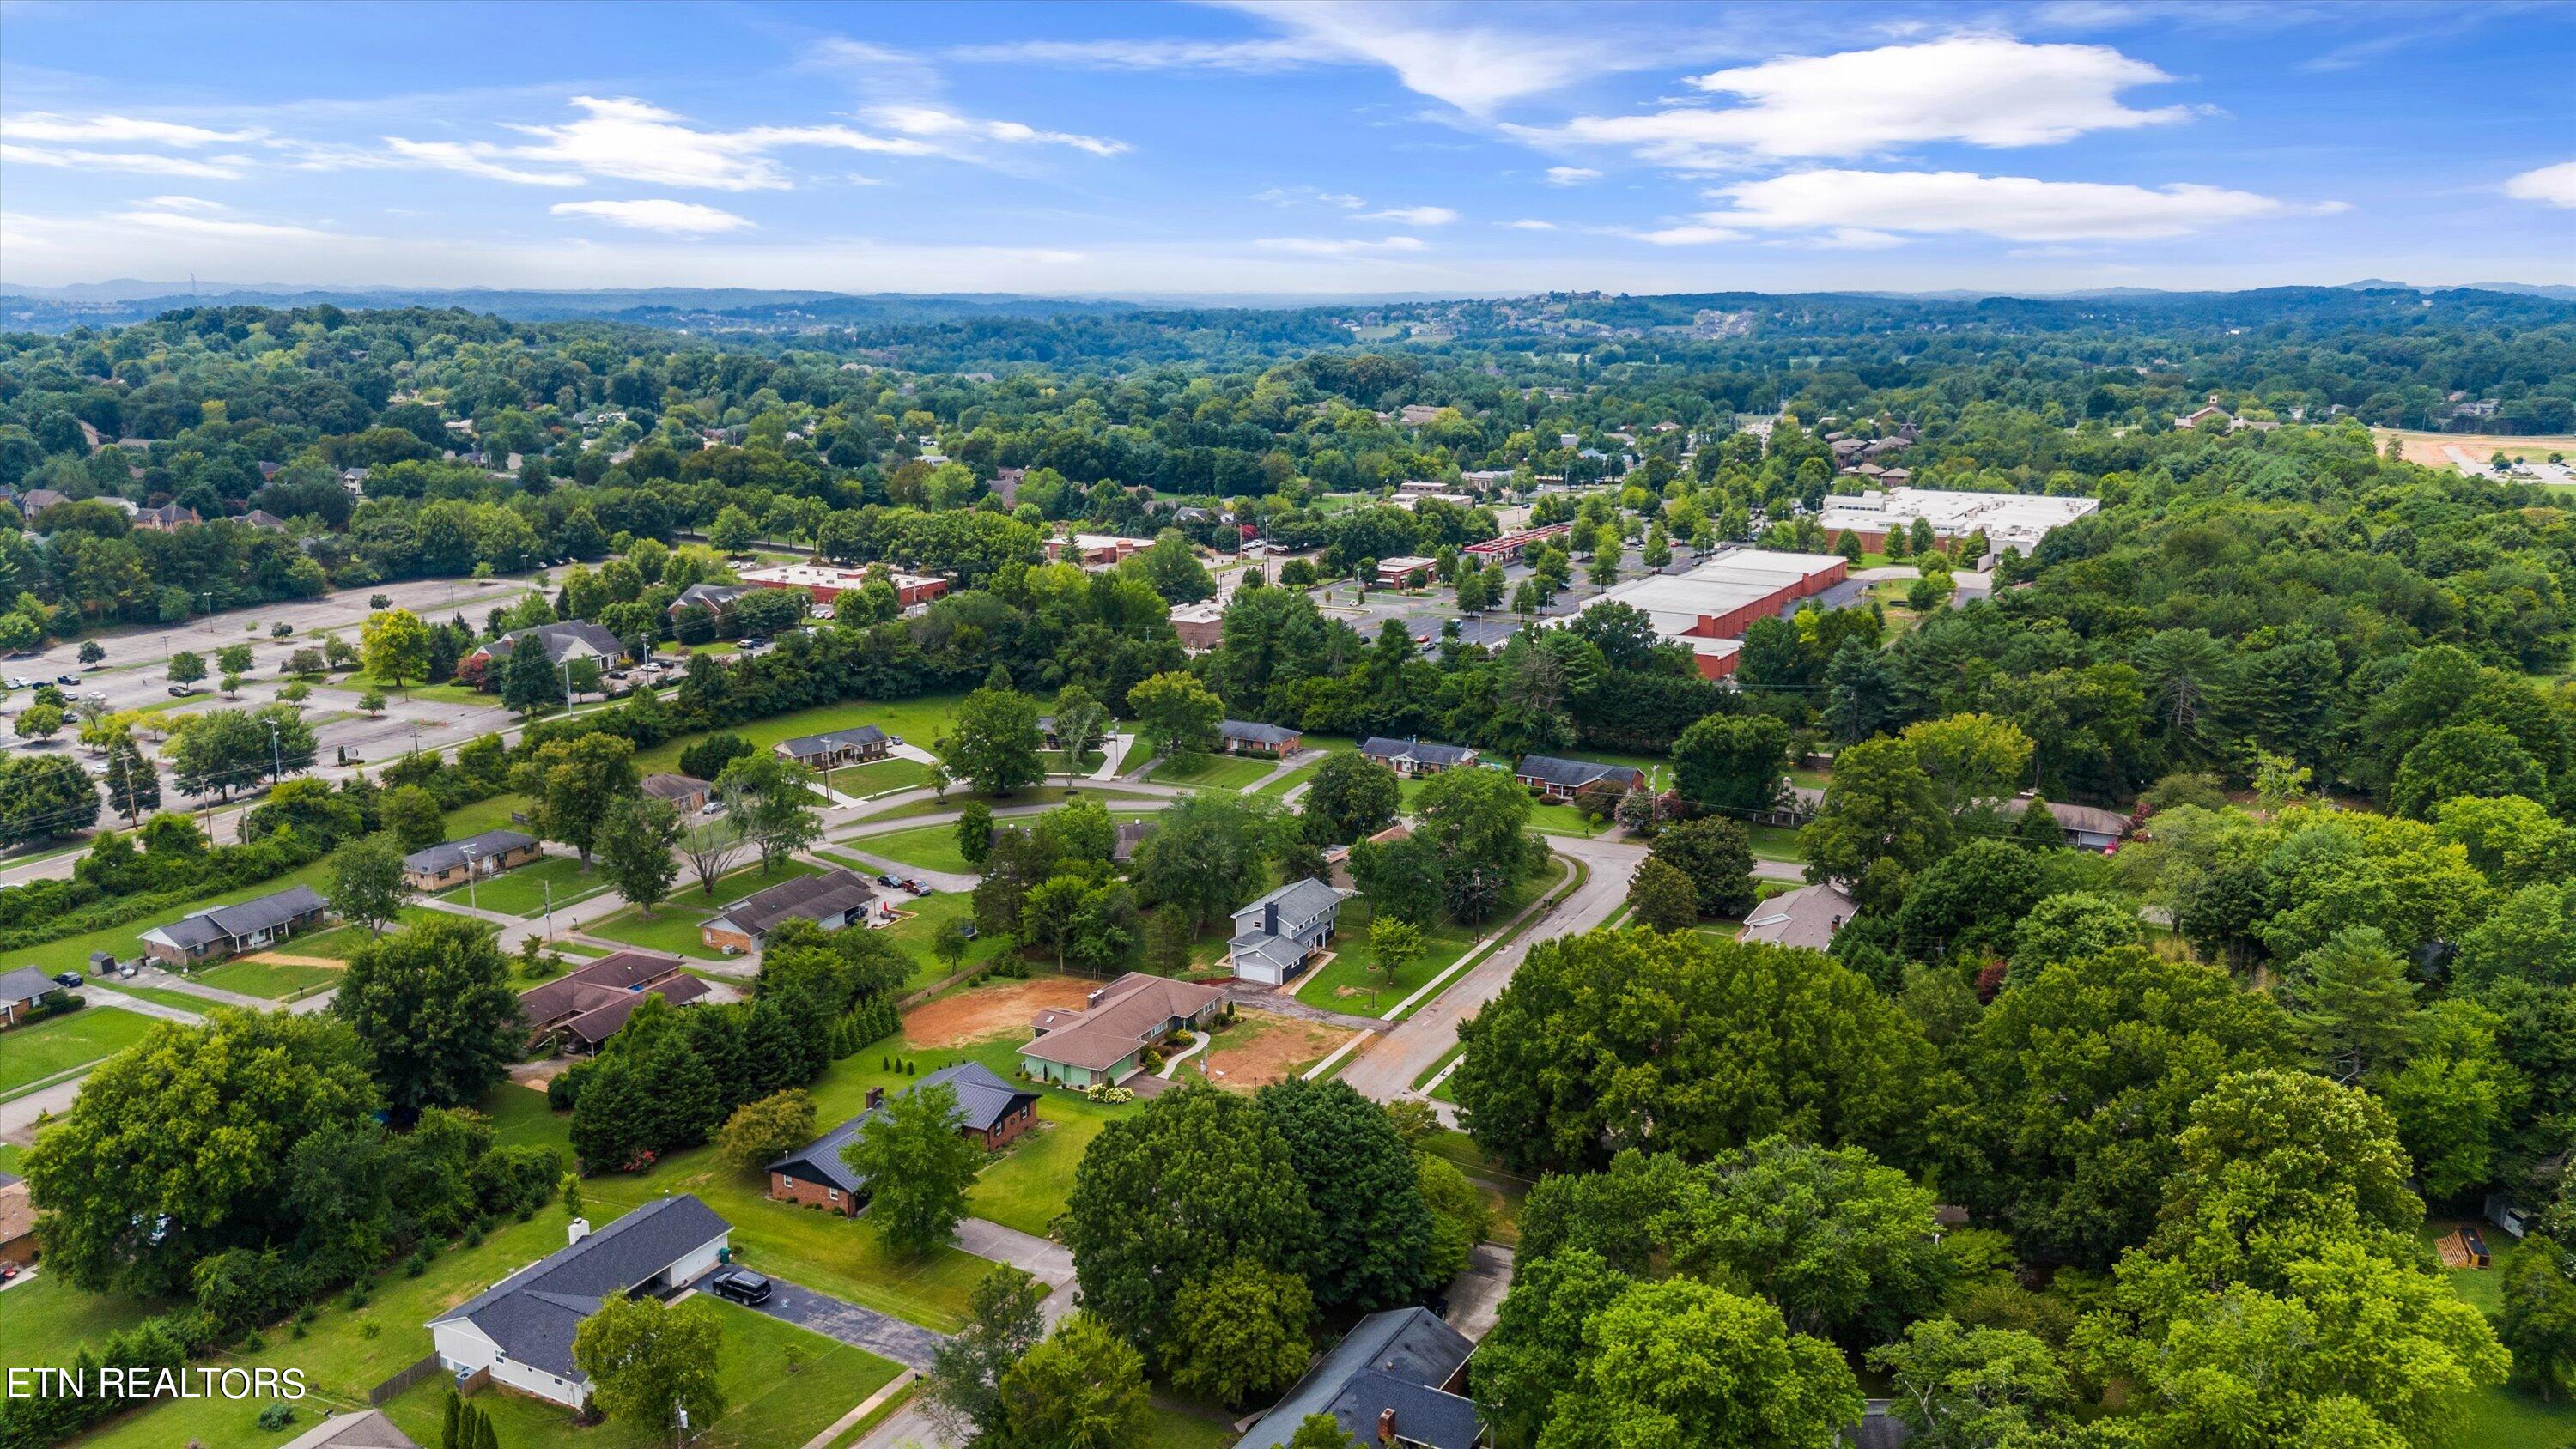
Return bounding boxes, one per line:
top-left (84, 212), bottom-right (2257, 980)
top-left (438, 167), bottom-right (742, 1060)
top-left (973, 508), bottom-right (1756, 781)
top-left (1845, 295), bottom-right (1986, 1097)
top-left (708, 504), bottom-right (758, 553)
top-left (1534, 1276), bottom-right (1862, 1449)
top-left (1127, 669), bottom-right (1224, 763)
top-left (957, 799), bottom-right (996, 870)
top-left (1413, 762), bottom-right (1540, 923)
top-left (1284, 1413), bottom-right (1358, 1448)
top-left (1048, 684), bottom-right (1111, 787)
top-left (1867, 1319), bottom-right (2072, 1449)
top-left (1168, 1260), bottom-right (1315, 1407)
top-left (380, 783), bottom-right (444, 852)
top-left (597, 797), bottom-right (684, 916)
top-left (1902, 712), bottom-right (2035, 814)
top-left (0, 751), bottom-right (100, 845)
top-left (499, 634), bottom-right (563, 716)
top-left (1060, 1083), bottom-right (1320, 1353)
top-left (2500, 1236), bottom-right (2576, 1401)
top-left (512, 731), bottom-right (640, 864)
top-left (1670, 712), bottom-right (1791, 815)
top-left (2292, 926), bottom-right (2420, 1082)
top-left (714, 752), bottom-right (821, 873)
top-left (1626, 856), bottom-right (1701, 931)
top-left (716, 1088), bottom-right (817, 1175)
top-left (2389, 722), bottom-right (2548, 819)
top-left (1894, 838), bottom-right (2042, 961)
top-left (1366, 914), bottom-right (1422, 996)
top-left (335, 913), bottom-right (522, 1113)
top-left (216, 641), bottom-right (254, 677)
top-left (167, 650), bottom-right (206, 688)
top-left (359, 607), bottom-right (430, 688)
top-left (572, 1293), bottom-right (726, 1442)
top-left (1256, 1077), bottom-right (1438, 1313)
top-left (326, 832), bottom-right (411, 935)
top-left (1644, 815), bottom-right (1759, 919)
top-left (100, 727), bottom-right (158, 823)
top-left (1300, 750), bottom-right (1400, 845)
top-left (993, 1313), bottom-right (1152, 1449)
top-left (1130, 794), bottom-right (1276, 933)
top-left (1798, 737), bottom-right (1951, 887)
top-left (15, 700), bottom-right (64, 740)
top-left (844, 1082), bottom-right (984, 1259)
top-left (2008, 891), bottom-right (2143, 973)
top-left (926, 1265), bottom-right (1049, 1443)
top-left (939, 685), bottom-right (1045, 796)
top-left (22, 1009), bottom-right (380, 1294)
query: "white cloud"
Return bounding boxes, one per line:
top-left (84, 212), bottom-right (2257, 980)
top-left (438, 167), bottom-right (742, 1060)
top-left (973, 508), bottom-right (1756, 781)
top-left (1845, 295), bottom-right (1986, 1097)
top-left (551, 199), bottom-right (756, 234)
top-left (1528, 38), bottom-right (2190, 169)
top-left (1814, 227), bottom-right (1905, 249)
top-left (1692, 168), bottom-right (2340, 242)
top-left (500, 96), bottom-right (941, 190)
top-left (1220, 1), bottom-right (1649, 114)
top-left (109, 209), bottom-right (330, 240)
top-left (142, 195), bottom-right (225, 212)
top-left (382, 138), bottom-right (584, 187)
top-left (1498, 219), bottom-right (1558, 230)
top-left (1632, 223), bottom-right (1751, 246)
top-left (0, 143), bottom-right (250, 179)
top-left (1361, 205), bottom-right (1457, 225)
top-left (1546, 166), bottom-right (1601, 185)
top-left (1255, 234), bottom-right (1428, 255)
top-left (1255, 185), bottom-right (1366, 209)
top-left (867, 106), bottom-right (1128, 157)
top-left (944, 37), bottom-right (1332, 71)
top-left (2503, 160), bottom-right (2576, 208)
top-left (0, 112), bottom-right (261, 147)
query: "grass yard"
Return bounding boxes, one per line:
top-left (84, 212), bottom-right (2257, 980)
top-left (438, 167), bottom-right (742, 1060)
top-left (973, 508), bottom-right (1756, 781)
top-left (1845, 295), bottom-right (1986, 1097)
top-left (0, 1005), bottom-right (161, 1096)
top-left (1396, 776), bottom-right (1607, 839)
top-left (631, 694), bottom-right (968, 777)
top-left (878, 891), bottom-right (1014, 988)
top-left (823, 755), bottom-right (933, 797)
top-left (320, 670), bottom-right (497, 709)
top-left (1148, 751), bottom-right (1279, 791)
top-left (434, 855), bottom-right (611, 917)
top-left (586, 858), bottom-right (821, 955)
top-left (1036, 748), bottom-right (1109, 779)
top-left (380, 1299), bottom-right (902, 1449)
top-left (848, 821), bottom-right (975, 876)
top-left (1251, 744), bottom-right (1351, 797)
top-left (287, 907), bottom-right (459, 962)
top-left (4, 1270), bottom-right (179, 1375)
top-left (1745, 822), bottom-right (1804, 863)
top-left (0, 852), bottom-right (340, 977)
top-left (1292, 878), bottom-right (1545, 1016)
top-left (1142, 1406), bottom-right (1240, 1448)
top-left (189, 955), bottom-right (345, 1000)
top-left (2417, 1221), bottom-right (2576, 1443)
top-left (91, 982), bottom-right (216, 1016)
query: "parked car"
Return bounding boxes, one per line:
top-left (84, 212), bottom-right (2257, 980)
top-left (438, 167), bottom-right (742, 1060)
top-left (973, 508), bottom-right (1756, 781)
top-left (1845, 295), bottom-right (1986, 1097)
top-left (6, 676), bottom-right (33, 688)
top-left (52, 971), bottom-right (84, 990)
top-left (54, 674), bottom-right (79, 686)
top-left (957, 922), bottom-right (978, 940)
top-left (902, 879), bottom-right (930, 895)
top-left (737, 636), bottom-right (769, 651)
top-left (0, 1262), bottom-right (17, 1282)
top-left (167, 683), bottom-right (197, 696)
top-left (875, 874), bottom-right (900, 888)
top-left (708, 1267), bottom-right (772, 1306)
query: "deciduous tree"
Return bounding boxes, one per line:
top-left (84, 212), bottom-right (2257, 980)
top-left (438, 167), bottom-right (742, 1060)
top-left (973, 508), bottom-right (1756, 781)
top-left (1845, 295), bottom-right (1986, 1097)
top-left (844, 1082), bottom-right (984, 1259)
top-left (335, 913), bottom-right (522, 1113)
top-left (572, 1294), bottom-right (726, 1440)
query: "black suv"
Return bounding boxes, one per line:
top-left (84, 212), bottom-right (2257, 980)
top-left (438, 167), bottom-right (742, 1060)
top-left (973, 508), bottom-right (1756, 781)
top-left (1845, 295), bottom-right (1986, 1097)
top-left (708, 1267), bottom-right (772, 1306)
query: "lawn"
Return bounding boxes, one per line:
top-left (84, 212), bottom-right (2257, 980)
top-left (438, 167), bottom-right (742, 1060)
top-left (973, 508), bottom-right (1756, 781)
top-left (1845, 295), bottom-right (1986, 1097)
top-left (823, 755), bottom-right (933, 797)
top-left (1037, 748), bottom-right (1109, 779)
top-left (5, 1269), bottom-right (179, 1375)
top-left (1143, 1406), bottom-right (1240, 1448)
top-left (0, 1005), bottom-right (161, 1096)
top-left (434, 855), bottom-right (611, 917)
top-left (1398, 776), bottom-right (1607, 839)
top-left (1251, 744), bottom-right (1352, 798)
top-left (586, 858), bottom-right (823, 955)
top-left (2421, 1221), bottom-right (2576, 1443)
top-left (1148, 751), bottom-right (1279, 791)
top-left (1293, 867), bottom-right (1552, 1017)
top-left (287, 907), bottom-right (460, 961)
top-left (1745, 822), bottom-right (1803, 863)
top-left (191, 955), bottom-right (344, 1001)
top-left (0, 852), bottom-right (340, 977)
top-left (848, 821), bottom-right (976, 876)
top-left (631, 694), bottom-right (968, 776)
top-left (319, 670), bottom-right (497, 709)
top-left (380, 1299), bottom-right (902, 1449)
top-left (877, 891), bottom-right (1014, 988)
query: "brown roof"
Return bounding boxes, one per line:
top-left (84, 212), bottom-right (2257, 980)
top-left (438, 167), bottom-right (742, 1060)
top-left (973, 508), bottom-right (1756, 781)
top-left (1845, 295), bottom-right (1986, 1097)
top-left (711, 868), bottom-right (878, 940)
top-left (562, 973), bottom-right (711, 1046)
top-left (641, 773), bottom-right (711, 802)
top-left (1024, 972), bottom-right (1227, 1072)
top-left (0, 1175), bottom-right (32, 1247)
top-left (518, 951), bottom-right (686, 1029)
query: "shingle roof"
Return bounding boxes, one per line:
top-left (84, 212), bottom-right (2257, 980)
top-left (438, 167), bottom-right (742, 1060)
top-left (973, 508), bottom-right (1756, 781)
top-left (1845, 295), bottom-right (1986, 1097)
top-left (1239, 1307), bottom-right (1479, 1449)
top-left (1738, 882), bottom-right (1853, 951)
top-left (708, 868), bottom-right (877, 941)
top-left (1358, 737), bottom-right (1477, 768)
top-left (1514, 755), bottom-right (1641, 790)
top-left (401, 828), bottom-right (538, 876)
top-left (428, 1196), bottom-right (730, 1383)
top-left (276, 1410), bottom-right (419, 1449)
top-left (775, 725), bottom-right (887, 759)
top-left (518, 951), bottom-right (687, 1028)
top-left (1236, 876), bottom-right (1344, 926)
top-left (483, 621), bottom-right (623, 665)
top-left (2001, 797), bottom-right (2134, 840)
top-left (560, 973), bottom-right (710, 1047)
top-left (0, 965), bottom-right (57, 1006)
top-left (142, 885), bottom-right (328, 950)
top-left (1023, 972), bottom-right (1226, 1072)
top-left (768, 1062), bottom-right (1036, 1194)
top-left (640, 773), bottom-right (711, 802)
top-left (1220, 719), bottom-right (1301, 746)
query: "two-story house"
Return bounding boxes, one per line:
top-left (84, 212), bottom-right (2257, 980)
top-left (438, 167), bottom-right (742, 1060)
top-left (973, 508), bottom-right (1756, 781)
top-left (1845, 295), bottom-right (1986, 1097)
top-left (1227, 876), bottom-right (1346, 985)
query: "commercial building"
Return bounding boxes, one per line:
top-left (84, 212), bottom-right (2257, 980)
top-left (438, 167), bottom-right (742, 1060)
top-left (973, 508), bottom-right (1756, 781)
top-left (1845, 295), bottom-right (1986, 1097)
top-left (1045, 533), bottom-right (1154, 567)
top-left (1461, 522), bottom-right (1572, 564)
top-left (737, 562), bottom-right (949, 609)
top-left (1170, 600), bottom-right (1226, 651)
top-left (1562, 549), bottom-right (1850, 679)
top-left (1814, 487), bottom-right (2099, 559)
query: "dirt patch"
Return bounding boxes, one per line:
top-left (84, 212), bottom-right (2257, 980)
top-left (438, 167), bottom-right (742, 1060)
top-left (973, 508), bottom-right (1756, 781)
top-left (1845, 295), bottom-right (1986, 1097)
top-left (904, 976), bottom-right (1098, 1048)
top-left (2371, 427), bottom-right (2576, 467)
top-left (240, 953), bottom-right (344, 968)
top-left (1190, 1010), bottom-right (1355, 1092)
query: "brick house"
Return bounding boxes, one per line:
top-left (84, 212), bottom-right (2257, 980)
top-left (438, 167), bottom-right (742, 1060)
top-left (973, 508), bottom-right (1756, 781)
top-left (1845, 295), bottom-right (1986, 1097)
top-left (517, 951), bottom-right (708, 1052)
top-left (701, 868), bottom-right (881, 953)
top-left (767, 1063), bottom-right (1039, 1216)
top-left (137, 885), bottom-right (330, 967)
top-left (400, 828), bottom-right (543, 892)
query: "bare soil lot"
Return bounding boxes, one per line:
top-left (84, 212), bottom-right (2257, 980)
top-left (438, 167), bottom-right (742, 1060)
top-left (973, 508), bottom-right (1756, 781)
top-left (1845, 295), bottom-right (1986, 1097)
top-left (2371, 427), bottom-right (2574, 467)
top-left (1189, 1010), bottom-right (1352, 1091)
top-left (905, 976), bottom-right (1097, 1047)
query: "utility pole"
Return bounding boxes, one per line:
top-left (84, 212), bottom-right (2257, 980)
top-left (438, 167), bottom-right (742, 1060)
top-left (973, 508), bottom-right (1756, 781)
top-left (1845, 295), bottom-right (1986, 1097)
top-left (463, 842), bottom-right (479, 912)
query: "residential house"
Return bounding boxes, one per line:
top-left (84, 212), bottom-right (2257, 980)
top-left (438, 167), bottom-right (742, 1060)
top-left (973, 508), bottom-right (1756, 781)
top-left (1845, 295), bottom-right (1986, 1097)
top-left (1396, 403), bottom-right (1445, 426)
top-left (701, 868), bottom-right (882, 952)
top-left (2178, 403), bottom-right (2231, 428)
top-left (2001, 797), bottom-right (2135, 852)
top-left (276, 1410), bottom-right (420, 1449)
top-left (767, 1062), bottom-right (1040, 1216)
top-left (137, 884), bottom-right (330, 967)
top-left (463, 621), bottom-right (626, 678)
top-left (131, 502), bottom-right (200, 531)
top-left (0, 966), bottom-right (63, 1028)
top-left (1169, 600), bottom-right (1226, 652)
top-left (517, 951), bottom-right (708, 1052)
top-left (1238, 1307), bottom-right (1480, 1449)
top-left (400, 828), bottom-right (543, 892)
top-left (1737, 882), bottom-right (1854, 950)
top-left (1228, 876), bottom-right (1346, 985)
top-left (1219, 719), bottom-right (1303, 757)
top-left (665, 582), bottom-right (756, 625)
top-left (1112, 818), bottom-right (1154, 864)
top-left (0, 1171), bottom-right (34, 1269)
top-left (773, 725), bottom-right (890, 769)
top-left (16, 488), bottom-right (70, 519)
top-left (1359, 737), bottom-right (1478, 777)
top-left (1513, 755), bottom-right (1642, 800)
top-left (640, 773), bottom-right (713, 814)
top-left (240, 509), bottom-right (290, 532)
top-left (991, 466), bottom-right (1026, 506)
top-left (427, 1196), bottom-right (732, 1410)
top-left (1020, 973), bottom-right (1227, 1088)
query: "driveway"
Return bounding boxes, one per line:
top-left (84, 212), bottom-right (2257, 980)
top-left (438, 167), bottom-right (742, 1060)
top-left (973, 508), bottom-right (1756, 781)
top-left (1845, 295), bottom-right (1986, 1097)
top-left (692, 1271), bottom-right (948, 1372)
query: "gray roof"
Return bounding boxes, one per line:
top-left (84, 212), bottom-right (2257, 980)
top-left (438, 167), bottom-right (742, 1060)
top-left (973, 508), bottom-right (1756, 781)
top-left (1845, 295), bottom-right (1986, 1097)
top-left (2000, 797), bottom-right (2134, 840)
top-left (708, 868), bottom-right (878, 941)
top-left (428, 1195), bottom-right (730, 1383)
top-left (1737, 882), bottom-right (1853, 951)
top-left (1220, 718), bottom-right (1301, 746)
top-left (277, 1410), bottom-right (419, 1449)
top-left (768, 1062), bottom-right (1037, 1195)
top-left (140, 884), bottom-right (328, 951)
top-left (483, 621), bottom-right (624, 666)
top-left (640, 772), bottom-right (711, 801)
top-left (0, 965), bottom-right (58, 1006)
top-left (776, 725), bottom-right (887, 759)
top-left (1240, 1307), bottom-right (1478, 1449)
top-left (1515, 755), bottom-right (1642, 790)
top-left (671, 583), bottom-right (753, 611)
top-left (402, 828), bottom-right (538, 876)
top-left (1358, 737), bottom-right (1476, 768)
top-left (1236, 876), bottom-right (1345, 925)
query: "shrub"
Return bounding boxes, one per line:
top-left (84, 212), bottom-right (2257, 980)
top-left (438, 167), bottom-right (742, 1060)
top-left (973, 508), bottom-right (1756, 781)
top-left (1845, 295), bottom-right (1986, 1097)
top-left (257, 1404), bottom-right (296, 1432)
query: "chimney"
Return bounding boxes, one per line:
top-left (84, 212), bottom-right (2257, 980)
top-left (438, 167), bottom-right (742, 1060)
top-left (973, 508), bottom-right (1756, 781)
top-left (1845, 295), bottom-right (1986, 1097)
top-left (866, 1086), bottom-right (884, 1110)
top-left (1377, 1408), bottom-right (1396, 1444)
top-left (568, 1217), bottom-right (592, 1246)
top-left (1264, 901), bottom-right (1280, 936)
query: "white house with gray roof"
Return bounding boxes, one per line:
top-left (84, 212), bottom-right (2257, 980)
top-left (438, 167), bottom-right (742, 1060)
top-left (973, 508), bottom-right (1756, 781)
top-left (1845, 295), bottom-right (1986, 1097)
top-left (1228, 876), bottom-right (1347, 985)
top-left (137, 884), bottom-right (330, 967)
top-left (428, 1195), bottom-right (731, 1410)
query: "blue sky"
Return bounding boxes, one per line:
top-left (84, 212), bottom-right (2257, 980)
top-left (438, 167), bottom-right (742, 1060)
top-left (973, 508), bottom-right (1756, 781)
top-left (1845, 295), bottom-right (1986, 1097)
top-left (3, 0), bottom-right (2569, 296)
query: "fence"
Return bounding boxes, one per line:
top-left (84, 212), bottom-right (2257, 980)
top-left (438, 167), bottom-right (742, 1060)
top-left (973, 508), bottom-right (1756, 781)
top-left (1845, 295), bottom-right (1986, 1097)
top-left (370, 1353), bottom-right (446, 1406)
